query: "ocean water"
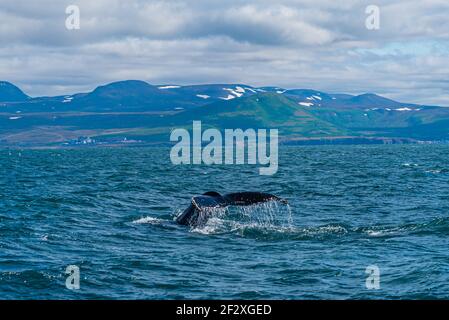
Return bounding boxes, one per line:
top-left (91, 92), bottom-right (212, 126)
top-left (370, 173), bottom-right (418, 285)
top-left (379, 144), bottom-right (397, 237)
top-left (1, 145), bottom-right (449, 299)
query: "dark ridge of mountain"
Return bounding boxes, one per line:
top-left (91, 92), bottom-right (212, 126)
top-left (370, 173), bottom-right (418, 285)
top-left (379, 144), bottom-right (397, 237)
top-left (169, 84), bottom-right (257, 101)
top-left (284, 91), bottom-right (410, 110)
top-left (285, 89), bottom-right (330, 97)
top-left (330, 93), bottom-right (354, 100)
top-left (257, 86), bottom-right (287, 93)
top-left (71, 80), bottom-right (174, 111)
top-left (283, 89), bottom-right (334, 106)
top-left (0, 81), bottom-right (29, 103)
top-left (0, 80), bottom-right (436, 115)
top-left (0, 81), bottom-right (260, 113)
top-left (1, 82), bottom-right (449, 146)
top-left (89, 80), bottom-right (160, 97)
top-left (2, 79), bottom-right (449, 145)
top-left (71, 82), bottom-right (260, 112)
top-left (347, 93), bottom-right (402, 108)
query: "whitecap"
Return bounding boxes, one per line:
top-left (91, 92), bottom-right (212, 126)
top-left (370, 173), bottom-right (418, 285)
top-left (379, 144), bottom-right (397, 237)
top-left (132, 216), bottom-right (162, 224)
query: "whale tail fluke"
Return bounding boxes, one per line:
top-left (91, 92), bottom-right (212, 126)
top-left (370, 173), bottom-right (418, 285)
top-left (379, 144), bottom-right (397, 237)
top-left (223, 192), bottom-right (287, 206)
top-left (175, 191), bottom-right (287, 226)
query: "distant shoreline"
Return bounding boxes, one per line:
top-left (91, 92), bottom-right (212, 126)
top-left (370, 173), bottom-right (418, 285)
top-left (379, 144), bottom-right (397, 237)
top-left (0, 136), bottom-right (443, 150)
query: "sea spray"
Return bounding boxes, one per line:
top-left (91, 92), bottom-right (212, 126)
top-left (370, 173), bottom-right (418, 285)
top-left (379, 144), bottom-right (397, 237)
top-left (191, 201), bottom-right (293, 235)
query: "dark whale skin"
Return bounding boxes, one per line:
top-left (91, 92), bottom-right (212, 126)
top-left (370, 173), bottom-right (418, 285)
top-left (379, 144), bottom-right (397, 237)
top-left (175, 191), bottom-right (287, 226)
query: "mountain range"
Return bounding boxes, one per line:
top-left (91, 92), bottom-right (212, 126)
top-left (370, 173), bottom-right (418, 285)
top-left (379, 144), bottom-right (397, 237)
top-left (0, 80), bottom-right (448, 147)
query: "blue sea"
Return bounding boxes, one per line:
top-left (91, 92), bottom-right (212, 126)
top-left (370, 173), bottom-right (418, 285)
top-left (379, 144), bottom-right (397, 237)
top-left (1, 145), bottom-right (449, 299)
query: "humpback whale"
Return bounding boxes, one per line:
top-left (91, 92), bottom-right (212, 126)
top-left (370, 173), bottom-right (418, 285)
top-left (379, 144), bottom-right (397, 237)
top-left (176, 191), bottom-right (287, 226)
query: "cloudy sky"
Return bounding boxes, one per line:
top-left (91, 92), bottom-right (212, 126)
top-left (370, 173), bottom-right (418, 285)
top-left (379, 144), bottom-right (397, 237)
top-left (1, 0), bottom-right (449, 105)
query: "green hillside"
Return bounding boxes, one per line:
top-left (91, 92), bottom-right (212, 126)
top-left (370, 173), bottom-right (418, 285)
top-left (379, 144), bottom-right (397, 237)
top-left (164, 93), bottom-right (349, 137)
top-left (1, 88), bottom-right (449, 146)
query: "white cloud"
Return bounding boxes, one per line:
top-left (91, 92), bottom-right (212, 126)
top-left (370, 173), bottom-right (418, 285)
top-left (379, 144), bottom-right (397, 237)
top-left (0, 0), bottom-right (448, 105)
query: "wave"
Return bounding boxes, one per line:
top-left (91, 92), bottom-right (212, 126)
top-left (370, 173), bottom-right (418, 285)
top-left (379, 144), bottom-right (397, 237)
top-left (357, 216), bottom-right (449, 237)
top-left (192, 214), bottom-right (449, 241)
top-left (132, 216), bottom-right (164, 225)
top-left (134, 205), bottom-right (449, 242)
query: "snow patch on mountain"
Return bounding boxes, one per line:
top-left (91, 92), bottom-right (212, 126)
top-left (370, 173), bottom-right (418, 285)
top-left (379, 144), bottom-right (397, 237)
top-left (220, 85), bottom-right (255, 100)
top-left (305, 95), bottom-right (322, 101)
top-left (220, 94), bottom-right (236, 101)
top-left (158, 85), bottom-right (181, 89)
top-left (235, 86), bottom-right (245, 94)
top-left (223, 87), bottom-right (243, 98)
top-left (62, 96), bottom-right (73, 103)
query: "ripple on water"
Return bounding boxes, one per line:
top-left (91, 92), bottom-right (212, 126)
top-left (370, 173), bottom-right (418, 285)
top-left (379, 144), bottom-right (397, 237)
top-left (2, 145), bottom-right (449, 299)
